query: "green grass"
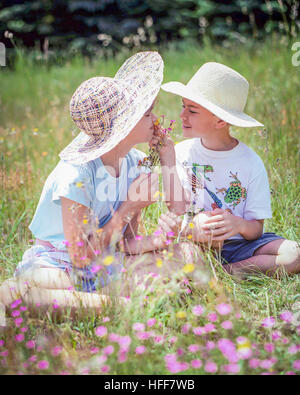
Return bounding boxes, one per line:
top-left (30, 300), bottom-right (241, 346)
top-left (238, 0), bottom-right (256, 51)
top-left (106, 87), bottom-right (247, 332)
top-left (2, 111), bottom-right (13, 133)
top-left (0, 35), bottom-right (299, 375)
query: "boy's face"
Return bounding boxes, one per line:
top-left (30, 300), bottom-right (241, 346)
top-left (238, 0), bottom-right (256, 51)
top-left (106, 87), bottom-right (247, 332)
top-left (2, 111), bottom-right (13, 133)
top-left (180, 98), bottom-right (223, 138)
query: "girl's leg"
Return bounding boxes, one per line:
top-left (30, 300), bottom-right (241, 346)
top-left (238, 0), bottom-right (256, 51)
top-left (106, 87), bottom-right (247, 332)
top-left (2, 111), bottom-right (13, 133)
top-left (114, 241), bottom-right (205, 296)
top-left (224, 239), bottom-right (300, 278)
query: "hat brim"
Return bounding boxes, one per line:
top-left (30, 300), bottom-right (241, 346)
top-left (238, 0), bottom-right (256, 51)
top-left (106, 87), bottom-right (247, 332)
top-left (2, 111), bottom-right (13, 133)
top-left (161, 81), bottom-right (264, 128)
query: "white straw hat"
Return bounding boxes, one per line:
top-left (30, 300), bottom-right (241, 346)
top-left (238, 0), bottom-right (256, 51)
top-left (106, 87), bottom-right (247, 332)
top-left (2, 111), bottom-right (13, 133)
top-left (59, 51), bottom-right (164, 164)
top-left (161, 62), bottom-right (263, 128)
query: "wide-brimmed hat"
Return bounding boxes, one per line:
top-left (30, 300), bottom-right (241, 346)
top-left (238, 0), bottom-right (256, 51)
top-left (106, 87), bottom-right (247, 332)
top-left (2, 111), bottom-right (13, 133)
top-left (59, 52), bottom-right (164, 164)
top-left (161, 62), bottom-right (263, 128)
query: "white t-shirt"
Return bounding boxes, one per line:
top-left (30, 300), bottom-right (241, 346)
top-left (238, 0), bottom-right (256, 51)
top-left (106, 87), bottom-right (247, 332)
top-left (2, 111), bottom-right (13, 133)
top-left (29, 148), bottom-right (147, 250)
top-left (175, 138), bottom-right (272, 240)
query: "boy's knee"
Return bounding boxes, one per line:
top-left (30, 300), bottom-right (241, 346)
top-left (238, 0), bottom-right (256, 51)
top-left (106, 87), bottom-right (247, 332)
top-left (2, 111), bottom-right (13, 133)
top-left (276, 240), bottom-right (300, 273)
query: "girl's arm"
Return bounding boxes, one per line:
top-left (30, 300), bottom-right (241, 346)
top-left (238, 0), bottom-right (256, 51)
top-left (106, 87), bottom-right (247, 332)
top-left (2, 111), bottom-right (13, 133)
top-left (61, 172), bottom-right (159, 267)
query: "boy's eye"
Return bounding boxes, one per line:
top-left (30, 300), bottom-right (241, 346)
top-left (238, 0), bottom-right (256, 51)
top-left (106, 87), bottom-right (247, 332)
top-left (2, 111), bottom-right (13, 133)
top-left (182, 105), bottom-right (196, 114)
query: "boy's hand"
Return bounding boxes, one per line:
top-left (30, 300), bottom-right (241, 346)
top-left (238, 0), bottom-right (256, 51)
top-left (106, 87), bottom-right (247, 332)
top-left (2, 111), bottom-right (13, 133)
top-left (157, 211), bottom-right (182, 238)
top-left (201, 208), bottom-right (243, 241)
top-left (149, 129), bottom-right (175, 165)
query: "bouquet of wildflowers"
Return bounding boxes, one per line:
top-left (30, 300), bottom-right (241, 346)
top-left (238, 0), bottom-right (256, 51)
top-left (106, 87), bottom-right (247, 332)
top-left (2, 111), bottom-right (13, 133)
top-left (138, 116), bottom-right (176, 171)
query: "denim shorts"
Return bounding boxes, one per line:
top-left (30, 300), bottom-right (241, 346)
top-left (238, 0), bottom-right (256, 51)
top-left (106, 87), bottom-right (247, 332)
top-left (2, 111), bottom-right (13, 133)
top-left (14, 244), bottom-right (124, 293)
top-left (220, 232), bottom-right (285, 264)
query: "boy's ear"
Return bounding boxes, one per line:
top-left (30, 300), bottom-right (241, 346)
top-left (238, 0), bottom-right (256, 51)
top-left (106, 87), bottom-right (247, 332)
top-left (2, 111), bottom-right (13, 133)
top-left (215, 118), bottom-right (228, 129)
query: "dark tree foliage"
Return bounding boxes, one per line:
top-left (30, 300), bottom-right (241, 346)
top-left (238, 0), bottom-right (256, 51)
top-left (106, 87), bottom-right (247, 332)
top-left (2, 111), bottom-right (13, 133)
top-left (0, 0), bottom-right (298, 55)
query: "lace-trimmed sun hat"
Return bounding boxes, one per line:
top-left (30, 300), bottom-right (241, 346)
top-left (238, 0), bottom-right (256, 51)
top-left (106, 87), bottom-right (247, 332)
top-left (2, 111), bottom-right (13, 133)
top-left (59, 51), bottom-right (164, 164)
top-left (161, 62), bottom-right (263, 128)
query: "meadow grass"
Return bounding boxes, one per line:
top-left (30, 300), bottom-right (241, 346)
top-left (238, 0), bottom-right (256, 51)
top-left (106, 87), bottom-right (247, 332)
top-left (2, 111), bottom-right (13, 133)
top-left (0, 36), bottom-right (299, 375)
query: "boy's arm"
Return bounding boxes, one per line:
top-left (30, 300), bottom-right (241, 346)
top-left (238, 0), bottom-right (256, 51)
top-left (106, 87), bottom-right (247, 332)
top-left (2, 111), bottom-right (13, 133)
top-left (238, 218), bottom-right (264, 240)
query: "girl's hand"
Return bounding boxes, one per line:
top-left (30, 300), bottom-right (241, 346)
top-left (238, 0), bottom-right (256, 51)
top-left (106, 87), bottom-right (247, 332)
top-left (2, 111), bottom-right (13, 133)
top-left (157, 211), bottom-right (182, 238)
top-left (201, 209), bottom-right (243, 241)
top-left (127, 173), bottom-right (160, 212)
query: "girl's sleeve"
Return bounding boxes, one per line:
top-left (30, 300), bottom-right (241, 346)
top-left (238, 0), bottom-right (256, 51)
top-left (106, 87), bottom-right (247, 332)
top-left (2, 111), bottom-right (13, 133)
top-left (52, 162), bottom-right (93, 208)
top-left (243, 164), bottom-right (272, 220)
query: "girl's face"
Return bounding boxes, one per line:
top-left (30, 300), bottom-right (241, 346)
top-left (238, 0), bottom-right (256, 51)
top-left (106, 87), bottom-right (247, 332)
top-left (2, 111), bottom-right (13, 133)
top-left (129, 100), bottom-right (157, 144)
top-left (180, 98), bottom-right (219, 138)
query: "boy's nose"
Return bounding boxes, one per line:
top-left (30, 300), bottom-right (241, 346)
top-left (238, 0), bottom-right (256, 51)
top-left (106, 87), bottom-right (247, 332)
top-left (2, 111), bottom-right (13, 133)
top-left (180, 108), bottom-right (187, 120)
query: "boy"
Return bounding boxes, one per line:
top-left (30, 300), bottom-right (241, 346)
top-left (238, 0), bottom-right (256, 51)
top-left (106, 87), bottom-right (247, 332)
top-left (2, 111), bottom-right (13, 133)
top-left (158, 62), bottom-right (300, 278)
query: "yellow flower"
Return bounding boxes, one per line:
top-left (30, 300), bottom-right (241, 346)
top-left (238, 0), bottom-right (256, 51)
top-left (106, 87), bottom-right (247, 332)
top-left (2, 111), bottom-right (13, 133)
top-left (176, 311), bottom-right (186, 319)
top-left (156, 258), bottom-right (163, 268)
top-left (103, 255), bottom-right (114, 266)
top-left (153, 190), bottom-right (160, 199)
top-left (189, 222), bottom-right (194, 229)
top-left (76, 182), bottom-right (83, 188)
top-left (208, 279), bottom-right (217, 289)
top-left (183, 263), bottom-right (195, 273)
top-left (33, 128), bottom-right (39, 132)
top-left (187, 234), bottom-right (193, 240)
top-left (83, 219), bottom-right (88, 224)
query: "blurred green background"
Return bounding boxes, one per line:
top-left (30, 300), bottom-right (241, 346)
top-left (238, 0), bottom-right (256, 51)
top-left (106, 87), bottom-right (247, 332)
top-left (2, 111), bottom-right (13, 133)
top-left (0, 0), bottom-right (299, 66)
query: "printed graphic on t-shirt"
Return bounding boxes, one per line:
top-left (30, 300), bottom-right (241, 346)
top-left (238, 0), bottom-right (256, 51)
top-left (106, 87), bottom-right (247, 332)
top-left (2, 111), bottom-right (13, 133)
top-left (182, 161), bottom-right (247, 213)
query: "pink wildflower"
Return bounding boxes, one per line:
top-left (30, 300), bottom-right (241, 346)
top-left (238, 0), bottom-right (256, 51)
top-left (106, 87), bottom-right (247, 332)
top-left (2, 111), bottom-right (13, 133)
top-left (132, 322), bottom-right (145, 332)
top-left (293, 360), bottom-right (300, 370)
top-left (261, 317), bottom-right (276, 328)
top-left (108, 333), bottom-right (120, 342)
top-left (37, 360), bottom-right (49, 370)
top-left (279, 310), bottom-right (293, 323)
top-left (103, 345), bottom-right (114, 355)
top-left (188, 344), bottom-right (200, 353)
top-left (218, 338), bottom-right (239, 363)
top-left (15, 317), bottom-right (23, 327)
top-left (204, 323), bottom-right (215, 333)
top-left (26, 340), bottom-right (35, 349)
top-left (95, 326), bottom-right (107, 337)
top-left (206, 341), bottom-right (216, 351)
top-left (15, 334), bottom-right (24, 342)
top-left (191, 359), bottom-right (202, 368)
top-left (101, 365), bottom-right (110, 373)
top-left (260, 359), bottom-right (274, 369)
top-left (10, 299), bottom-right (22, 309)
top-left (135, 345), bottom-right (146, 354)
top-left (181, 323), bottom-right (191, 334)
top-left (118, 335), bottom-right (131, 349)
top-left (11, 310), bottom-right (20, 317)
top-left (204, 361), bottom-right (218, 373)
top-left (271, 330), bottom-right (282, 341)
top-left (223, 363), bottom-right (240, 373)
top-left (147, 318), bottom-right (156, 327)
top-left (264, 343), bottom-right (275, 353)
top-left (249, 358), bottom-right (260, 369)
top-left (193, 326), bottom-right (205, 336)
top-left (221, 320), bottom-right (233, 330)
top-left (207, 313), bottom-right (218, 322)
top-left (216, 303), bottom-right (232, 315)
